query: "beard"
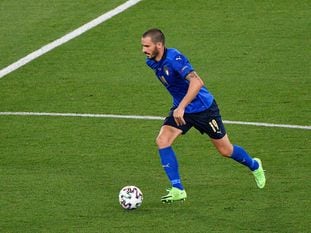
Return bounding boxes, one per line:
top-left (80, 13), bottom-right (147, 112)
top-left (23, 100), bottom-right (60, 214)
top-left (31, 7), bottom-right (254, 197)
top-left (146, 47), bottom-right (159, 59)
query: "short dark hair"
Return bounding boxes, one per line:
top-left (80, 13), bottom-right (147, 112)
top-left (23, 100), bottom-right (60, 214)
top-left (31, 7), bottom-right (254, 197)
top-left (142, 28), bottom-right (165, 45)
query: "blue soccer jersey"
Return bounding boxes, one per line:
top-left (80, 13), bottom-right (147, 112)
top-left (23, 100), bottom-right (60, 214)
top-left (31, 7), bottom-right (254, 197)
top-left (146, 48), bottom-right (214, 113)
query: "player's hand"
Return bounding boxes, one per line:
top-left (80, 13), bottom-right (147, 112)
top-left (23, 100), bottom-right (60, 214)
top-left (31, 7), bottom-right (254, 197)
top-left (173, 107), bottom-right (186, 126)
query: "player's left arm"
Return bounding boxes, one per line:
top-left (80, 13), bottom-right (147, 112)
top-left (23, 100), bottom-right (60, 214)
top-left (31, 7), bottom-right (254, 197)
top-left (173, 71), bottom-right (204, 126)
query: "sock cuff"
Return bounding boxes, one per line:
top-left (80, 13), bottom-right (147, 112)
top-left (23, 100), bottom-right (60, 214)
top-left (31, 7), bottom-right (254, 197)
top-left (159, 146), bottom-right (172, 152)
top-left (158, 146), bottom-right (174, 157)
top-left (230, 144), bottom-right (240, 158)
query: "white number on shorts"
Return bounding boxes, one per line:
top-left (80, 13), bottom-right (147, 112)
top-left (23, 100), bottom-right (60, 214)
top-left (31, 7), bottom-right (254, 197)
top-left (209, 119), bottom-right (219, 133)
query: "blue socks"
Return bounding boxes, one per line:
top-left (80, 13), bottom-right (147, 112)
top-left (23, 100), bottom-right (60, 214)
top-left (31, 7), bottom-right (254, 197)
top-left (158, 145), bottom-right (257, 190)
top-left (158, 147), bottom-right (184, 190)
top-left (230, 145), bottom-right (259, 171)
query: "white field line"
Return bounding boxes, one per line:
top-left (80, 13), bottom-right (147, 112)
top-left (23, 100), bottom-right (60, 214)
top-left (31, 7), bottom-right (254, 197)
top-left (0, 111), bottom-right (310, 130)
top-left (0, 0), bottom-right (143, 79)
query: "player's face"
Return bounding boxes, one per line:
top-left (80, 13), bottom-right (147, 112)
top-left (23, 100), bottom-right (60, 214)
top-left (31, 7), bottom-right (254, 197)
top-left (141, 36), bottom-right (161, 60)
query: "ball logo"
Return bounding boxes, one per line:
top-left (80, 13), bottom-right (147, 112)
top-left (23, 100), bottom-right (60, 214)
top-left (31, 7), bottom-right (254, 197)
top-left (119, 186), bottom-right (143, 210)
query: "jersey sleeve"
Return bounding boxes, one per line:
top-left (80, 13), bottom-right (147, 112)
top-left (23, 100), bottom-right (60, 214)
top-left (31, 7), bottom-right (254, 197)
top-left (170, 53), bottom-right (194, 79)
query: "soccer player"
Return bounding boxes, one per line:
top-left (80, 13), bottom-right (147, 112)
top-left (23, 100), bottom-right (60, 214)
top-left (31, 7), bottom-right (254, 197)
top-left (141, 28), bottom-right (266, 203)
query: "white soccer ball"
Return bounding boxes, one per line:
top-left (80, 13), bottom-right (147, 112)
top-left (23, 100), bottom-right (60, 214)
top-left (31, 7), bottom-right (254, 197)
top-left (119, 185), bottom-right (143, 210)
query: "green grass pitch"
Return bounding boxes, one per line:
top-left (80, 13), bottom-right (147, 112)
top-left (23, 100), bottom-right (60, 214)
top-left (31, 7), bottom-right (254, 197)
top-left (0, 0), bottom-right (310, 232)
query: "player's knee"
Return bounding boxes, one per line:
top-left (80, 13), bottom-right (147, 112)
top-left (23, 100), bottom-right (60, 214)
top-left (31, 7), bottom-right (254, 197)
top-left (156, 136), bottom-right (171, 148)
top-left (217, 146), bottom-right (233, 157)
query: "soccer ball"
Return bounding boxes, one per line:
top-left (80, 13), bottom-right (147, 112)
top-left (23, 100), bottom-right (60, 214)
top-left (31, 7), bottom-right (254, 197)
top-left (119, 186), bottom-right (143, 210)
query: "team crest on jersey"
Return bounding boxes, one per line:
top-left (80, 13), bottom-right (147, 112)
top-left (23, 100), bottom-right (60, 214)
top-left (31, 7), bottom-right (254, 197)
top-left (163, 65), bottom-right (170, 76)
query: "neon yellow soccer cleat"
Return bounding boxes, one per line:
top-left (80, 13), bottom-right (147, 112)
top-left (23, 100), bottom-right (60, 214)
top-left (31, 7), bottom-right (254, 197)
top-left (161, 187), bottom-right (187, 203)
top-left (252, 158), bottom-right (266, 189)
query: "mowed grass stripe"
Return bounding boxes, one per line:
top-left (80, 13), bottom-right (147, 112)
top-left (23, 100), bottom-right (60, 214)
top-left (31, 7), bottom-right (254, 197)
top-left (0, 0), bottom-right (143, 79)
top-left (0, 111), bottom-right (310, 130)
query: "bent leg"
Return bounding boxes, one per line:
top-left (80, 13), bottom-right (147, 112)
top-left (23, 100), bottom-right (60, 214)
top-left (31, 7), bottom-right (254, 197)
top-left (156, 125), bottom-right (184, 190)
top-left (211, 134), bottom-right (266, 188)
top-left (211, 134), bottom-right (259, 171)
